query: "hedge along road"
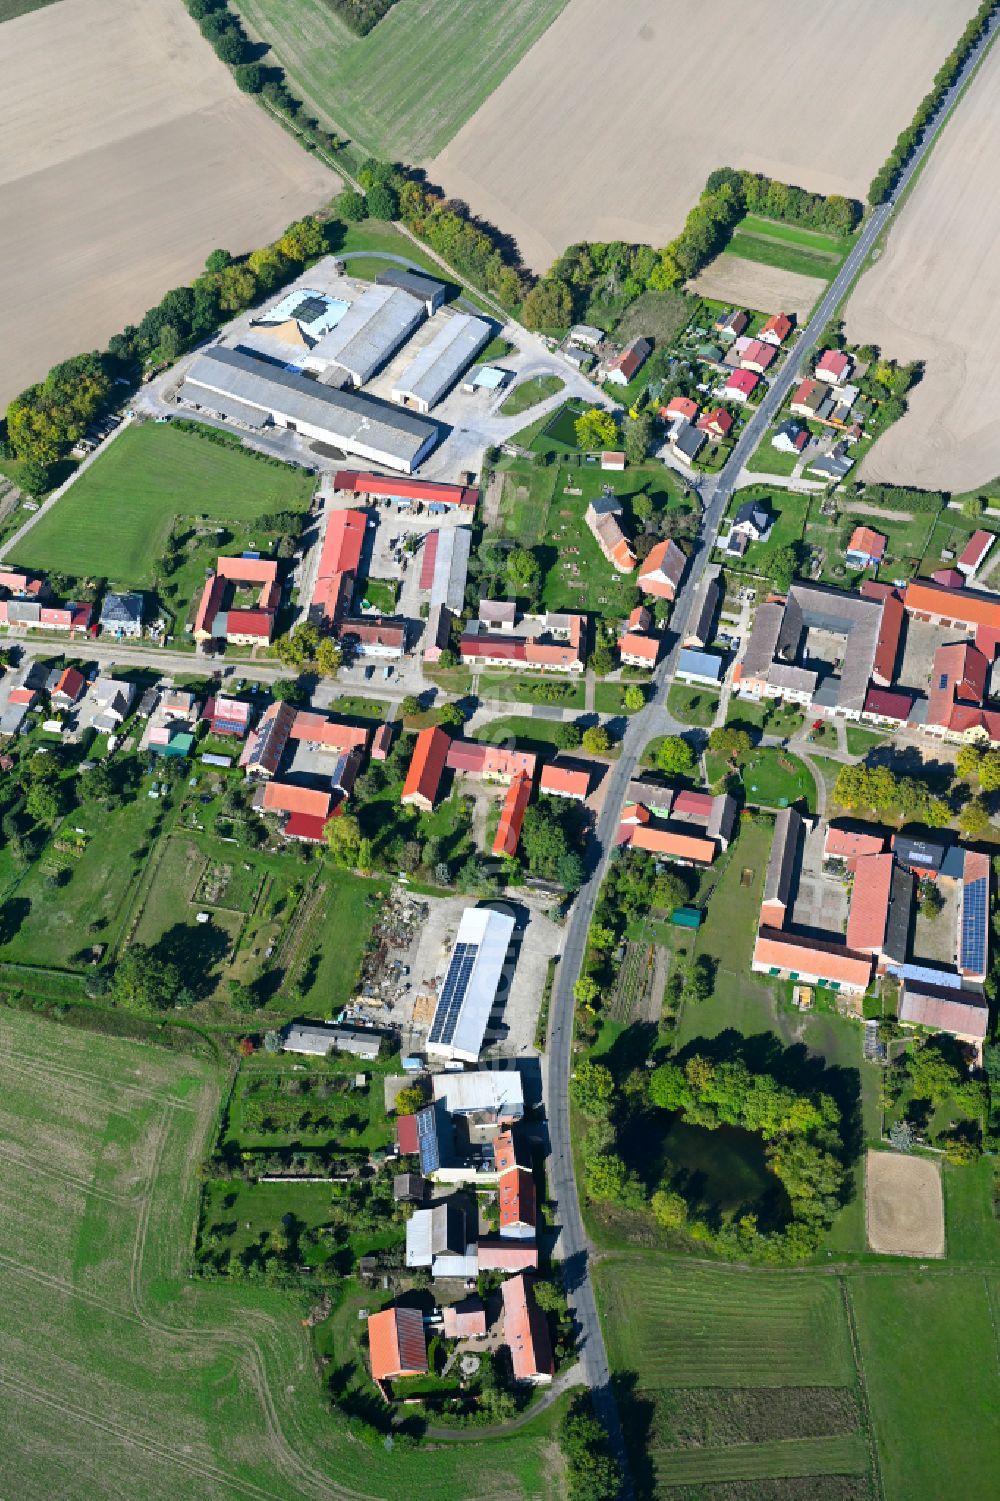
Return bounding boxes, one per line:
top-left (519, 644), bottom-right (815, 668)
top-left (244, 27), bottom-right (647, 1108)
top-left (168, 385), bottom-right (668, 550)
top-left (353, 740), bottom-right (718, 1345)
top-left (543, 9), bottom-right (1000, 1490)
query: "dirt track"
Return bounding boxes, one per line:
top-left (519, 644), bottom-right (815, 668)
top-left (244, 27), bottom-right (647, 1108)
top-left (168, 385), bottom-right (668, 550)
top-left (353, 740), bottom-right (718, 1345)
top-left (846, 37), bottom-right (1000, 491)
top-left (866, 1149), bottom-right (945, 1257)
top-left (0, 0), bottom-right (338, 407)
top-left (429, 0), bottom-right (975, 272)
top-left (689, 257), bottom-right (827, 320)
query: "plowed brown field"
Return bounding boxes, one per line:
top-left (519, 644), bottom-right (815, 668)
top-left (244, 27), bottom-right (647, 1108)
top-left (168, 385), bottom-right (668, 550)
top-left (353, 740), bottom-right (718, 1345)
top-left (430, 0), bottom-right (977, 272)
top-left (0, 0), bottom-right (337, 407)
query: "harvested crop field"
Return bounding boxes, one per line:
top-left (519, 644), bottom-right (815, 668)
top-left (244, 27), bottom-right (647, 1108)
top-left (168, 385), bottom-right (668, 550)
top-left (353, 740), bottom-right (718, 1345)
top-left (430, 0), bottom-right (977, 272)
top-left (690, 256), bottom-right (827, 320)
top-left (845, 36), bottom-right (1000, 491)
top-left (866, 1149), bottom-right (945, 1257)
top-left (0, 1008), bottom-right (550, 1499)
top-left (0, 0), bottom-right (337, 408)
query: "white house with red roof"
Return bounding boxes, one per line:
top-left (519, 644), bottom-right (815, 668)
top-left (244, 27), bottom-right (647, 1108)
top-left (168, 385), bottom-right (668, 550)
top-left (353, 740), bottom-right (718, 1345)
top-left (815, 349), bottom-right (852, 385)
top-left (721, 369), bottom-right (759, 404)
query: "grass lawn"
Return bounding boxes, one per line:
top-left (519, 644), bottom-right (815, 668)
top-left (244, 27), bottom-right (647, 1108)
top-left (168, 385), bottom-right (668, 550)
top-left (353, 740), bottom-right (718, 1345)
top-left (848, 1271), bottom-right (1000, 1501)
top-left (331, 694), bottom-right (388, 721)
top-left (234, 0), bottom-right (570, 159)
top-left (0, 792), bottom-right (162, 969)
top-left (595, 680), bottom-right (648, 715)
top-left (667, 682), bottom-right (719, 728)
top-left (744, 439), bottom-right (803, 476)
top-left (741, 748), bottom-right (816, 811)
top-left (723, 216), bottom-right (850, 282)
top-left (495, 463), bottom-right (560, 546)
top-left (474, 715), bottom-right (573, 757)
top-left (722, 485), bottom-right (810, 575)
top-left (359, 577), bottom-right (398, 613)
top-left (500, 374), bottom-right (565, 416)
top-left (0, 1010), bottom-right (553, 1501)
top-left (614, 289), bottom-right (697, 347)
top-left (845, 726), bottom-right (888, 758)
top-left (942, 1157), bottom-right (1000, 1263)
top-left (224, 1049), bottom-right (396, 1153)
top-left (919, 511), bottom-right (999, 576)
top-left (291, 869), bottom-right (386, 1016)
top-left (13, 424), bottom-right (312, 594)
top-left (477, 671), bottom-right (585, 711)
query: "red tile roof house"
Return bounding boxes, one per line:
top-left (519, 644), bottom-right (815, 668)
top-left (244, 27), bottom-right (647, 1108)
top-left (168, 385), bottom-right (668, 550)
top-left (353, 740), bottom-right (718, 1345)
top-left (862, 687), bottom-right (914, 728)
top-left (368, 1306), bottom-right (428, 1383)
top-left (586, 495), bottom-right (637, 573)
top-left (477, 1238), bottom-right (539, 1273)
top-left (539, 760), bottom-right (592, 801)
top-left (606, 336), bottom-right (651, 387)
top-left (638, 539), bottom-right (687, 601)
top-left (823, 824), bottom-right (887, 872)
top-left (442, 1298), bottom-right (487, 1339)
top-left (845, 526), bottom-right (887, 570)
top-left (815, 349), bottom-right (852, 384)
top-left (600, 451), bottom-right (626, 471)
top-left (752, 929), bottom-right (873, 993)
top-left (193, 555), bottom-right (281, 646)
top-left (333, 470), bottom-right (478, 512)
top-left (697, 407), bottom-right (734, 440)
top-left (759, 313), bottom-right (793, 347)
top-left (871, 590), bottom-right (905, 686)
top-left (202, 695), bottom-right (252, 737)
top-left (721, 369), bottom-right (759, 404)
top-left (957, 529), bottom-right (996, 579)
top-left (446, 739), bottom-right (537, 784)
top-left (371, 723), bottom-right (394, 761)
top-left (311, 507), bottom-right (367, 627)
top-left (618, 630), bottom-right (661, 667)
top-left (50, 666), bottom-right (85, 709)
top-left (499, 1167), bottom-right (537, 1239)
top-left (740, 339), bottom-right (777, 374)
top-left (845, 853), bottom-right (895, 955)
top-left (790, 379), bottom-right (828, 418)
top-left (661, 396), bottom-right (699, 425)
top-left (494, 772), bottom-right (533, 858)
top-left (401, 726), bottom-right (451, 812)
top-left (501, 1274), bottom-right (554, 1384)
top-left (926, 641), bottom-right (989, 730)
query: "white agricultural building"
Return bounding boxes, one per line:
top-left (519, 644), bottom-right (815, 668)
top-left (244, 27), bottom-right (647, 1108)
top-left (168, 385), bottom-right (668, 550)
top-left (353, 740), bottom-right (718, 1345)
top-left (426, 907), bottom-right (516, 1063)
top-left (391, 313), bottom-right (492, 413)
top-left (180, 348), bottom-right (438, 474)
top-left (303, 284), bottom-right (423, 385)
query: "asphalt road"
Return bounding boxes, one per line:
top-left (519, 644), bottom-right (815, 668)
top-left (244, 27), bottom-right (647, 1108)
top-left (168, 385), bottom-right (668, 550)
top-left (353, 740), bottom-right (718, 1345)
top-left (543, 12), bottom-right (1000, 1488)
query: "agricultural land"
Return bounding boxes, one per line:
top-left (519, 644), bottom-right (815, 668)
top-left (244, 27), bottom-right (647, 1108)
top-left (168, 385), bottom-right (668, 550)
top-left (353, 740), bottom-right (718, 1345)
top-left (232, 0), bottom-right (571, 161)
top-left (429, 0), bottom-right (976, 271)
top-left (0, 0), bottom-right (337, 407)
top-left (845, 33), bottom-right (1000, 490)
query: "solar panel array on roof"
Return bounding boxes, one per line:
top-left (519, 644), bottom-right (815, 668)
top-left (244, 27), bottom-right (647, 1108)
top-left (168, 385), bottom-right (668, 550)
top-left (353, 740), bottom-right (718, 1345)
top-left (293, 295), bottom-right (327, 323)
top-left (429, 942), bottom-right (478, 1049)
top-left (961, 877), bottom-right (988, 974)
top-left (415, 1105), bottom-right (440, 1176)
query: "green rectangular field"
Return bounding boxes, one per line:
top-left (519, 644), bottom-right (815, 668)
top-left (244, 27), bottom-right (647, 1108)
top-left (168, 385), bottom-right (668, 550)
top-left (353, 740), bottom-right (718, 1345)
top-left (0, 1007), bottom-right (551, 1501)
top-left (13, 424), bottom-right (313, 588)
top-left (849, 1272), bottom-right (1000, 1501)
top-left (597, 1257), bottom-right (857, 1389)
top-left (234, 0), bottom-right (570, 159)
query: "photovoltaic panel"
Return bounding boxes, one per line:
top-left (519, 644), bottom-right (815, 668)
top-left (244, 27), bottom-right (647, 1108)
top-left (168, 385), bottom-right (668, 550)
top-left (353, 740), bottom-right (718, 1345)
top-left (415, 1107), bottom-right (440, 1175)
top-left (428, 942), bottom-right (478, 1047)
top-left (960, 877), bottom-right (988, 972)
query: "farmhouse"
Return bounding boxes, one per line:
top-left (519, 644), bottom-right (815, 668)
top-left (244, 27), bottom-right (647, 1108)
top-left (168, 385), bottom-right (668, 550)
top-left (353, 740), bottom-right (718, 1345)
top-left (391, 312), bottom-right (491, 412)
top-left (426, 906), bottom-right (517, 1063)
top-left (638, 539), bottom-right (686, 601)
top-left (303, 284), bottom-right (423, 384)
top-left (606, 336), bottom-right (650, 386)
top-left (181, 348), bottom-right (439, 475)
top-left (616, 784), bottom-right (736, 862)
top-left (446, 740), bottom-right (537, 784)
top-left (312, 508), bottom-right (368, 627)
top-left (401, 726), bottom-right (451, 812)
top-left (845, 526), bottom-right (887, 569)
top-left (0, 597), bottom-right (91, 634)
top-left (898, 980), bottom-right (988, 1054)
top-left (193, 555), bottom-right (280, 648)
top-left (460, 610), bottom-right (585, 672)
top-left (736, 581), bottom-right (885, 718)
top-left (585, 493), bottom-right (637, 572)
top-left (501, 1275), bottom-right (554, 1385)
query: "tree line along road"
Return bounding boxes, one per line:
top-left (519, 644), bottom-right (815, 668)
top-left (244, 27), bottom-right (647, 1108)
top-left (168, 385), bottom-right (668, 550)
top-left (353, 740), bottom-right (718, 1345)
top-left (543, 9), bottom-right (1000, 1489)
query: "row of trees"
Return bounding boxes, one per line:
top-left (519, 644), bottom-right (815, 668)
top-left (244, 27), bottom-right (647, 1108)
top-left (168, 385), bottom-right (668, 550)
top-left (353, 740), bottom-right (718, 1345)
top-left (832, 763), bottom-right (951, 827)
top-left (868, 0), bottom-right (998, 203)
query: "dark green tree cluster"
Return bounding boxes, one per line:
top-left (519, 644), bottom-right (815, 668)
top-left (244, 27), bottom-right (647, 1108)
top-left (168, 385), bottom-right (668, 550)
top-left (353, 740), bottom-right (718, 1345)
top-left (868, 0), bottom-right (996, 203)
top-left (649, 1053), bottom-right (848, 1259)
top-left (560, 1394), bottom-right (623, 1501)
top-left (734, 170), bottom-right (861, 233)
top-left (322, 0), bottom-right (401, 36)
top-left (832, 763), bottom-right (951, 826)
top-left (396, 176), bottom-right (529, 311)
top-left (519, 796), bottom-right (586, 889)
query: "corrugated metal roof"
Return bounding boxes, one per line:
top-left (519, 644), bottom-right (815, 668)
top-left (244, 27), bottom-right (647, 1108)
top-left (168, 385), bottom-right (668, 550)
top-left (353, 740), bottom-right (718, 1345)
top-left (392, 313), bottom-right (491, 409)
top-left (306, 284), bottom-right (423, 382)
top-left (184, 348), bottom-right (437, 471)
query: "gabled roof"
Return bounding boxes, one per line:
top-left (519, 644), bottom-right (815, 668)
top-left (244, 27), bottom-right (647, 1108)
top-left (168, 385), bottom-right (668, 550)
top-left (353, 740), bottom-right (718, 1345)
top-left (863, 687), bottom-right (912, 721)
top-left (846, 853), bottom-right (894, 953)
top-left (402, 726), bottom-right (450, 807)
top-left (958, 529), bottom-right (995, 573)
top-left (899, 983), bottom-right (988, 1040)
top-left (499, 1167), bottom-right (536, 1230)
top-left (53, 666), bottom-right (85, 702)
top-left (816, 349), bottom-right (851, 380)
top-left (847, 526), bottom-right (886, 561)
top-left (539, 760), bottom-right (592, 799)
top-left (501, 1275), bottom-right (554, 1381)
top-left (760, 313), bottom-right (793, 343)
top-left (753, 928), bottom-right (873, 988)
top-left (262, 782), bottom-right (332, 819)
top-left (697, 406), bottom-right (733, 436)
top-left (723, 369), bottom-right (759, 396)
top-left (493, 773), bottom-right (533, 857)
top-left (618, 631), bottom-right (660, 662)
top-left (872, 590), bottom-right (904, 684)
top-left (905, 579), bottom-right (1000, 632)
top-left (664, 396), bottom-right (698, 422)
top-left (619, 823), bottom-right (716, 863)
top-left (638, 539), bottom-right (686, 598)
top-left (763, 807), bottom-right (801, 917)
top-left (368, 1306), bottom-right (428, 1381)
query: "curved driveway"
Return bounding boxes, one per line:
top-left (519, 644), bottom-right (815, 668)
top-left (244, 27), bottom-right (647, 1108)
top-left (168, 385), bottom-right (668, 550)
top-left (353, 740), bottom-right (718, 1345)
top-left (543, 13), bottom-right (1000, 1487)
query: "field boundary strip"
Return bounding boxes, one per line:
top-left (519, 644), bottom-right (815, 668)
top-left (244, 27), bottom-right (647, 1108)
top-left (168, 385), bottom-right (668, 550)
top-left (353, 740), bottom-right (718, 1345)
top-left (839, 1276), bottom-right (885, 1501)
